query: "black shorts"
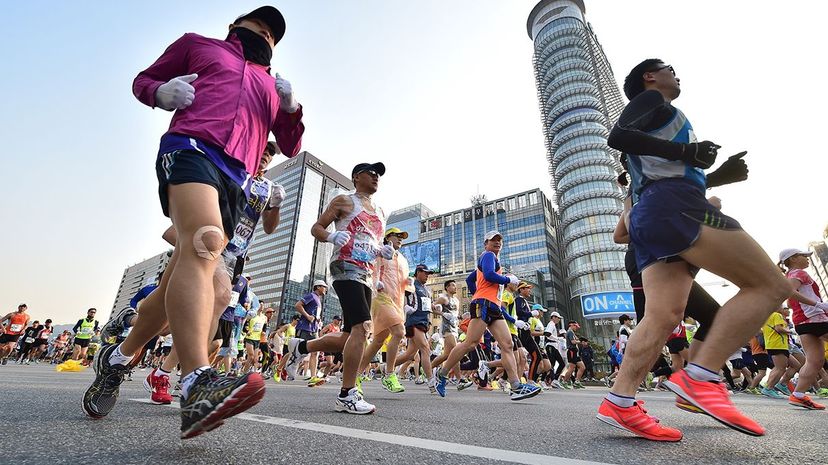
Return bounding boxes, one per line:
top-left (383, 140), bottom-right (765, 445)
top-left (259, 341), bottom-right (269, 352)
top-left (0, 334), bottom-right (20, 345)
top-left (405, 325), bottom-right (428, 338)
top-left (631, 281), bottom-right (716, 343)
top-left (566, 348), bottom-right (581, 364)
top-left (754, 354), bottom-right (773, 370)
top-left (295, 329), bottom-right (318, 341)
top-left (666, 337), bottom-right (689, 354)
top-left (244, 338), bottom-right (260, 347)
top-left (214, 319), bottom-right (235, 348)
top-left (156, 149), bottom-right (246, 238)
top-left (74, 338), bottom-right (90, 348)
top-left (34, 339), bottom-right (48, 347)
top-left (332, 280), bottom-right (372, 332)
top-left (795, 322), bottom-right (828, 337)
top-left (730, 358), bottom-right (746, 370)
top-left (511, 334), bottom-right (522, 351)
top-left (333, 352), bottom-right (343, 365)
top-left (518, 329), bottom-right (545, 358)
top-left (161, 346), bottom-right (172, 356)
top-left (144, 336), bottom-right (159, 352)
top-left (469, 299), bottom-right (504, 326)
top-left (767, 349), bottom-right (790, 358)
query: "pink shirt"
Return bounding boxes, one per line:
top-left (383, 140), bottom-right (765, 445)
top-left (786, 269), bottom-right (828, 325)
top-left (132, 32), bottom-right (304, 177)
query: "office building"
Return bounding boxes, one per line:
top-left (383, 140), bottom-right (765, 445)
top-left (110, 250), bottom-right (172, 318)
top-left (809, 228), bottom-right (828, 299)
top-left (386, 204), bottom-right (436, 245)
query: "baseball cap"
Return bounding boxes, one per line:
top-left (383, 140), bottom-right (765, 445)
top-left (265, 141), bottom-right (280, 156)
top-left (568, 321), bottom-right (581, 329)
top-left (414, 264), bottom-right (434, 274)
top-left (235, 6), bottom-right (286, 45)
top-left (517, 282), bottom-right (533, 291)
top-left (778, 248), bottom-right (812, 263)
top-left (313, 280), bottom-right (328, 288)
top-left (333, 315), bottom-right (342, 321)
top-left (264, 308), bottom-right (275, 314)
top-left (384, 227), bottom-right (409, 239)
top-left (549, 311), bottom-right (562, 319)
top-left (352, 162), bottom-right (386, 178)
top-left (531, 303), bottom-right (546, 312)
top-left (619, 314), bottom-right (632, 323)
top-left (484, 230), bottom-right (502, 242)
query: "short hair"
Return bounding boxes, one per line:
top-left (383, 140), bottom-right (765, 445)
top-left (291, 314), bottom-right (300, 321)
top-left (623, 58), bottom-right (663, 100)
top-left (45, 319), bottom-right (52, 324)
top-left (619, 314), bottom-right (631, 324)
top-left (444, 280), bottom-right (456, 289)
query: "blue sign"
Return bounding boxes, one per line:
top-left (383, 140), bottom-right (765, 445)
top-left (580, 291), bottom-right (635, 320)
top-left (400, 239), bottom-right (441, 276)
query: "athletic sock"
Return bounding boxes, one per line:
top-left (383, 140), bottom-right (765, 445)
top-left (437, 367), bottom-right (449, 378)
top-left (156, 367), bottom-right (171, 376)
top-left (108, 344), bottom-right (134, 366)
top-left (180, 365), bottom-right (211, 400)
top-left (339, 387), bottom-right (351, 398)
top-left (298, 340), bottom-right (308, 354)
top-left (606, 392), bottom-right (636, 408)
top-left (793, 391), bottom-right (806, 399)
top-left (685, 363), bottom-right (720, 382)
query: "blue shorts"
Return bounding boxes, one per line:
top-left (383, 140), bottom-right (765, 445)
top-left (469, 299), bottom-right (504, 326)
top-left (629, 178), bottom-right (741, 271)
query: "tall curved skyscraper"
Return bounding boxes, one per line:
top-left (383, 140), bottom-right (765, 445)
top-left (527, 1), bottom-right (628, 326)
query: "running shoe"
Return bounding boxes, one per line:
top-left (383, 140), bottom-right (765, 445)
top-left (307, 376), bottom-right (324, 387)
top-left (435, 373), bottom-right (448, 397)
top-left (335, 388), bottom-right (375, 415)
top-left (428, 377), bottom-right (438, 394)
top-left (355, 374), bottom-right (363, 395)
top-left (478, 361), bottom-right (490, 383)
top-left (760, 387), bottom-right (785, 399)
top-left (477, 384), bottom-right (493, 391)
top-left (774, 383), bottom-right (792, 396)
top-left (283, 338), bottom-right (303, 380)
top-left (143, 368), bottom-right (157, 393)
top-left (179, 369), bottom-right (265, 439)
top-left (82, 344), bottom-right (130, 419)
top-left (551, 379), bottom-right (563, 389)
top-left (510, 383), bottom-right (541, 401)
top-left (665, 370), bottom-right (765, 436)
top-left (817, 388), bottom-right (828, 398)
top-left (150, 371), bottom-right (173, 405)
top-left (415, 374), bottom-right (426, 385)
top-left (596, 399), bottom-right (683, 442)
top-left (381, 373), bottom-right (405, 393)
top-left (457, 379), bottom-right (474, 391)
top-left (573, 381), bottom-right (585, 389)
top-left (788, 394), bottom-right (826, 410)
top-left (101, 307), bottom-right (137, 343)
top-left (561, 381), bottom-right (573, 390)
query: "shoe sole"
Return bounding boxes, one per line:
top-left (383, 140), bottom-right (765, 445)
top-left (180, 374), bottom-right (266, 440)
top-left (510, 388), bottom-right (542, 401)
top-left (675, 402), bottom-right (705, 414)
top-left (595, 412), bottom-right (682, 442)
top-left (788, 400), bottom-right (825, 410)
top-left (664, 379), bottom-right (763, 437)
top-left (82, 345), bottom-right (119, 419)
top-left (143, 377), bottom-right (153, 394)
top-left (335, 405), bottom-right (376, 415)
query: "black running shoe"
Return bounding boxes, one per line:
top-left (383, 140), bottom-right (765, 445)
top-left (179, 369), bottom-right (265, 439)
top-left (82, 344), bottom-right (129, 418)
top-left (101, 307), bottom-right (137, 343)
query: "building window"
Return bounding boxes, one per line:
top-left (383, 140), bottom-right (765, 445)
top-left (518, 195), bottom-right (527, 208)
top-left (529, 192), bottom-right (539, 205)
top-left (508, 197), bottom-right (516, 210)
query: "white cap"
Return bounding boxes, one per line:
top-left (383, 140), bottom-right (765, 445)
top-left (484, 230), bottom-right (503, 241)
top-left (778, 248), bottom-right (812, 263)
top-left (312, 279), bottom-right (328, 288)
top-left (549, 311), bottom-right (562, 318)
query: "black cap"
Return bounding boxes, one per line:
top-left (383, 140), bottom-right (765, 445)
top-left (414, 264), bottom-right (434, 274)
top-left (265, 141), bottom-right (280, 155)
top-left (351, 162), bottom-right (386, 178)
top-left (236, 6), bottom-right (286, 45)
top-left (333, 315), bottom-right (342, 321)
top-left (619, 314), bottom-right (632, 324)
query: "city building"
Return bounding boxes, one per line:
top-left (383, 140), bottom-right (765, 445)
top-left (244, 151), bottom-right (353, 325)
top-left (808, 225), bottom-right (828, 298)
top-left (527, 1), bottom-right (631, 346)
top-left (412, 188), bottom-right (568, 318)
top-left (110, 250), bottom-right (172, 319)
top-left (386, 203), bottom-right (436, 245)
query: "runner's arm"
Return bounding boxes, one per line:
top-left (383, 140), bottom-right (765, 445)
top-left (271, 105), bottom-right (305, 159)
top-left (295, 299), bottom-right (313, 322)
top-left (162, 225), bottom-right (177, 246)
top-left (72, 319), bottom-right (82, 334)
top-left (261, 207), bottom-right (280, 235)
top-left (613, 197), bottom-right (632, 244)
top-left (607, 90), bottom-right (687, 161)
top-left (501, 309), bottom-right (516, 324)
top-left (787, 277), bottom-right (822, 306)
top-left (465, 270), bottom-right (477, 294)
top-left (132, 34), bottom-right (193, 108)
top-left (479, 252), bottom-right (509, 284)
top-left (311, 195), bottom-right (351, 242)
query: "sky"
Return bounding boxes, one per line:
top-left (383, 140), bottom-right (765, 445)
top-left (1, 1), bottom-right (826, 325)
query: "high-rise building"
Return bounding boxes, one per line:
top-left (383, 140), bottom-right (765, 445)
top-left (244, 152), bottom-right (353, 325)
top-left (809, 231), bottom-right (828, 299)
top-left (527, 1), bottom-right (630, 332)
top-left (110, 250), bottom-right (172, 318)
top-left (414, 188), bottom-right (568, 316)
top-left (387, 204), bottom-right (436, 245)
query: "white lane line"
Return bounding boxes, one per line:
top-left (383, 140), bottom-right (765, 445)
top-left (130, 399), bottom-right (611, 465)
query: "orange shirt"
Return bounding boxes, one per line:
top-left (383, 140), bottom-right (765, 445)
top-left (749, 336), bottom-right (766, 355)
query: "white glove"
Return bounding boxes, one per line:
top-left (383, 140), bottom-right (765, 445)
top-left (816, 302), bottom-right (828, 312)
top-left (516, 320), bottom-right (529, 330)
top-left (508, 275), bottom-right (520, 286)
top-left (445, 313), bottom-right (458, 325)
top-left (531, 310), bottom-right (539, 317)
top-left (379, 244), bottom-right (395, 260)
top-left (404, 305), bottom-right (416, 316)
top-left (327, 231), bottom-right (351, 247)
top-left (433, 304), bottom-right (443, 313)
top-left (274, 73), bottom-right (299, 113)
top-left (268, 184), bottom-right (286, 209)
top-left (155, 73), bottom-right (197, 111)
top-left (376, 281), bottom-right (384, 291)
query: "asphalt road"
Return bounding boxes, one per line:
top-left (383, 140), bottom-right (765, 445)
top-left (1, 364), bottom-right (825, 465)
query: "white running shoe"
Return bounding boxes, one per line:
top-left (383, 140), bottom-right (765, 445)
top-left (335, 388), bottom-right (376, 415)
top-left (478, 361), bottom-right (490, 382)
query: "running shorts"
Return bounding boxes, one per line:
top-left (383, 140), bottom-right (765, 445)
top-left (730, 358), bottom-right (745, 370)
top-left (34, 338), bottom-right (48, 347)
top-left (753, 354), bottom-right (773, 370)
top-left (767, 349), bottom-right (790, 358)
top-left (405, 324), bottom-right (428, 338)
top-left (511, 334), bottom-right (522, 351)
top-left (332, 280), bottom-right (372, 333)
top-left (161, 346), bottom-right (172, 356)
top-left (74, 338), bottom-right (90, 348)
top-left (566, 348), bottom-right (581, 364)
top-left (214, 319), bottom-right (235, 347)
top-left (0, 334), bottom-right (20, 344)
top-left (244, 338), bottom-right (260, 347)
top-left (295, 329), bottom-right (318, 341)
top-left (666, 337), bottom-right (689, 354)
top-left (795, 322), bottom-right (828, 337)
top-left (156, 149), bottom-right (246, 238)
top-left (469, 299), bottom-right (503, 326)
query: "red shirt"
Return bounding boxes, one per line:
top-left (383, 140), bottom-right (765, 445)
top-left (786, 269), bottom-right (827, 325)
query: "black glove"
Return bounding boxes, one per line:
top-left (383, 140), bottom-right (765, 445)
top-left (706, 151), bottom-right (748, 188)
top-left (682, 140), bottom-right (720, 169)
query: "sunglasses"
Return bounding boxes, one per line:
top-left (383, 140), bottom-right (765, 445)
top-left (649, 64), bottom-right (675, 75)
top-left (359, 170), bottom-right (380, 177)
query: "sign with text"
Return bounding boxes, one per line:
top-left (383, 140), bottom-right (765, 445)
top-left (580, 291), bottom-right (634, 320)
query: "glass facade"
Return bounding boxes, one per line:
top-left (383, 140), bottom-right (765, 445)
top-left (386, 204), bottom-right (437, 244)
top-left (110, 251), bottom-right (172, 320)
top-left (527, 1), bottom-right (627, 318)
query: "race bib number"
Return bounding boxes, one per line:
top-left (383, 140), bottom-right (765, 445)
top-left (420, 297), bottom-right (432, 314)
top-left (25, 337), bottom-right (34, 344)
top-left (229, 216), bottom-right (256, 254)
top-left (229, 291), bottom-right (240, 308)
top-left (253, 322), bottom-right (265, 333)
top-left (351, 236), bottom-right (376, 263)
top-left (10, 324), bottom-right (23, 332)
top-left (79, 326), bottom-right (93, 336)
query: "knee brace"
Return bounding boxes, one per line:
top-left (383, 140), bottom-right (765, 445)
top-left (193, 226), bottom-right (224, 260)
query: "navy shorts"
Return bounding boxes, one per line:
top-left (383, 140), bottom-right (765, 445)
top-left (469, 299), bottom-right (504, 326)
top-left (629, 178), bottom-right (741, 271)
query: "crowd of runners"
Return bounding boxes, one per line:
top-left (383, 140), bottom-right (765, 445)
top-left (3, 5), bottom-right (827, 446)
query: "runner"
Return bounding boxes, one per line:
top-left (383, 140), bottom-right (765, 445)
top-left (779, 248), bottom-right (828, 409)
top-left (83, 6), bottom-right (303, 439)
top-left (242, 305), bottom-right (268, 373)
top-left (515, 282), bottom-right (549, 384)
top-left (294, 280), bottom-right (328, 385)
top-left (50, 331), bottom-right (71, 364)
top-left (28, 319), bottom-right (54, 363)
top-left (284, 162), bottom-right (392, 414)
top-left (403, 264), bottom-right (440, 394)
top-left (356, 227), bottom-right (409, 393)
top-left (72, 309), bottom-right (99, 361)
top-left (760, 307), bottom-right (800, 398)
top-left (429, 279), bottom-right (463, 384)
top-left (16, 321), bottom-right (41, 364)
top-left (560, 321), bottom-right (585, 389)
top-left (543, 311), bottom-right (566, 388)
top-left (434, 231), bottom-right (541, 401)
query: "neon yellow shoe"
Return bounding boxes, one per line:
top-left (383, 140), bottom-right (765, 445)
top-left (382, 373), bottom-right (405, 393)
top-left (491, 380), bottom-right (500, 390)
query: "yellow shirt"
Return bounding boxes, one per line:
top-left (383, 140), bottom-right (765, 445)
top-left (529, 316), bottom-right (542, 333)
top-left (501, 291), bottom-right (517, 336)
top-left (762, 312), bottom-right (788, 351)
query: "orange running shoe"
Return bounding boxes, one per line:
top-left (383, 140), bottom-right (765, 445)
top-left (596, 399), bottom-right (683, 442)
top-left (675, 396), bottom-right (704, 414)
top-left (788, 394), bottom-right (826, 410)
top-left (665, 370), bottom-right (765, 436)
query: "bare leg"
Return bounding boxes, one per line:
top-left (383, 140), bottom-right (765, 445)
top-left (383, 325), bottom-right (405, 373)
top-left (358, 328), bottom-right (390, 374)
top-left (340, 325), bottom-right (369, 390)
top-left (794, 334), bottom-right (828, 394)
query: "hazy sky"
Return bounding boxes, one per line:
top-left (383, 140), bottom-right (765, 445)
top-left (2, 1), bottom-right (826, 325)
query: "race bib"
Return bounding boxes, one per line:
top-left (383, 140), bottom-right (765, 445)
top-left (10, 324), bottom-right (23, 332)
top-left (25, 337), bottom-right (34, 344)
top-left (252, 322), bottom-right (264, 333)
top-left (228, 216), bottom-right (256, 255)
top-left (420, 296), bottom-right (432, 314)
top-left (229, 291), bottom-right (240, 308)
top-left (79, 326), bottom-right (93, 335)
top-left (351, 235), bottom-right (376, 263)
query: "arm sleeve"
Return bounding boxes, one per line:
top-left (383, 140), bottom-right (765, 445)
top-left (73, 320), bottom-right (82, 333)
top-left (132, 34), bottom-right (192, 108)
top-left (607, 90), bottom-right (687, 161)
top-left (95, 321), bottom-right (100, 332)
top-left (465, 270), bottom-right (477, 294)
top-left (515, 298), bottom-right (532, 321)
top-left (501, 309), bottom-right (516, 324)
top-left (271, 105), bottom-right (305, 158)
top-left (480, 252), bottom-right (509, 284)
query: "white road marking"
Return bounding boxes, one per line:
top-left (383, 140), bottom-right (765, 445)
top-left (130, 398), bottom-right (612, 465)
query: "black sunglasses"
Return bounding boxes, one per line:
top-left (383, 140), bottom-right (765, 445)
top-left (649, 64), bottom-right (675, 75)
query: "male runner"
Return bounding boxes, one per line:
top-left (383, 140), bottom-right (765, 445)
top-left (434, 231), bottom-right (540, 400)
top-left (83, 6), bottom-right (302, 439)
top-left (430, 280), bottom-right (463, 383)
top-left (242, 305), bottom-right (269, 373)
top-left (403, 264), bottom-right (440, 393)
top-left (72, 309), bottom-right (99, 361)
top-left (543, 312), bottom-right (566, 388)
top-left (284, 162), bottom-right (393, 414)
top-left (17, 321), bottom-right (41, 364)
top-left (515, 282), bottom-right (549, 384)
top-left (597, 58), bottom-right (792, 441)
top-left (0, 305), bottom-right (30, 364)
top-left (29, 319), bottom-right (54, 363)
top-left (560, 321), bottom-right (585, 389)
top-left (293, 280), bottom-right (328, 385)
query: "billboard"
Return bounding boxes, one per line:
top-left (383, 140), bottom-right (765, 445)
top-left (400, 239), bottom-right (441, 275)
top-left (580, 291), bottom-right (634, 320)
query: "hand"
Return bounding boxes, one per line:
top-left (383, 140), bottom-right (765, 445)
top-left (155, 73), bottom-right (197, 111)
top-left (707, 196), bottom-right (722, 209)
top-left (433, 304), bottom-right (443, 313)
top-left (706, 151), bottom-right (748, 187)
top-left (327, 231), bottom-right (351, 247)
top-left (379, 244), bottom-right (395, 260)
top-left (268, 184), bottom-right (286, 209)
top-left (516, 320), bottom-right (529, 330)
top-left (508, 275), bottom-right (520, 286)
top-left (404, 305), bottom-right (416, 316)
top-left (305, 314), bottom-right (315, 323)
top-left (376, 281), bottom-right (385, 291)
top-left (274, 73), bottom-right (299, 113)
top-left (682, 140), bottom-right (720, 169)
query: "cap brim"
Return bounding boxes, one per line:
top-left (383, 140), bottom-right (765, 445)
top-left (239, 6), bottom-right (286, 44)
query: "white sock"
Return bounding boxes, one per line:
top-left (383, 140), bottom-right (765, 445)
top-left (685, 363), bottom-right (720, 382)
top-left (793, 391), bottom-right (806, 399)
top-left (108, 344), bottom-right (134, 366)
top-left (156, 367), bottom-right (171, 376)
top-left (606, 392), bottom-right (636, 408)
top-left (180, 365), bottom-right (211, 399)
